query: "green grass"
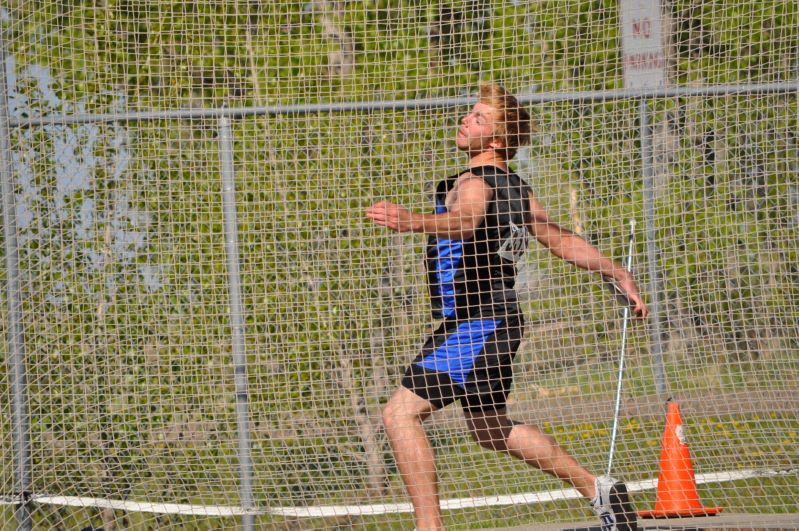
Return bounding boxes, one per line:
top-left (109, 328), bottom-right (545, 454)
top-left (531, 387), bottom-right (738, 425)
top-left (242, 414), bottom-right (799, 529)
top-left (3, 406), bottom-right (796, 529)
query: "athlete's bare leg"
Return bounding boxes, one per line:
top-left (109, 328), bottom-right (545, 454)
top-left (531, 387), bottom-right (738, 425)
top-left (463, 408), bottom-right (597, 498)
top-left (382, 387), bottom-right (442, 531)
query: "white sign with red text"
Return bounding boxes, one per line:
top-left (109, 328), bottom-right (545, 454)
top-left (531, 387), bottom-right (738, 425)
top-left (619, 0), bottom-right (666, 89)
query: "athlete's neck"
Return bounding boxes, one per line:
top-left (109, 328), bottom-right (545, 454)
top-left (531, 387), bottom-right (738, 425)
top-left (468, 150), bottom-right (508, 172)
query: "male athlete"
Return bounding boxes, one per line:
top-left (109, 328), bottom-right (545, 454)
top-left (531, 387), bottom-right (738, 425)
top-left (365, 82), bottom-right (649, 531)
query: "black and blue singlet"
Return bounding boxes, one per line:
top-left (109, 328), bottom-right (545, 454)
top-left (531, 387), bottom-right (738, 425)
top-left (401, 166), bottom-right (533, 412)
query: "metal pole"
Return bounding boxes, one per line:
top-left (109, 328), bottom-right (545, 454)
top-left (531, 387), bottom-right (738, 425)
top-left (7, 81), bottom-right (798, 128)
top-left (218, 113), bottom-right (255, 530)
top-left (606, 220), bottom-right (636, 477)
top-left (0, 32), bottom-right (34, 531)
top-left (639, 100), bottom-right (668, 396)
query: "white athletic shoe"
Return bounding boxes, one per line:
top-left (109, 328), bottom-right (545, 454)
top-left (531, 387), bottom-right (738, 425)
top-left (590, 475), bottom-right (638, 531)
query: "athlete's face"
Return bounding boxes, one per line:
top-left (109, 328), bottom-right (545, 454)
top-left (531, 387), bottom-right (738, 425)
top-left (456, 102), bottom-right (504, 155)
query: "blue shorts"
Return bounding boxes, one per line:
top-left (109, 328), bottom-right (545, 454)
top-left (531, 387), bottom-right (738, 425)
top-left (401, 316), bottom-right (524, 412)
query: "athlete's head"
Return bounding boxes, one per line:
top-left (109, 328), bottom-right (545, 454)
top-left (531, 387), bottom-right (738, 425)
top-left (456, 82), bottom-right (533, 160)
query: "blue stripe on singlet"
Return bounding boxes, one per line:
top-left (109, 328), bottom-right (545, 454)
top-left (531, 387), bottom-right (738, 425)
top-left (434, 202), bottom-right (461, 319)
top-left (416, 319), bottom-right (501, 385)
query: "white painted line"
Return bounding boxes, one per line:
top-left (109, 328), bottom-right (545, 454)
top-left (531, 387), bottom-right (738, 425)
top-left (6, 468), bottom-right (793, 518)
top-left (30, 496), bottom-right (262, 517)
top-left (249, 468), bottom-right (798, 518)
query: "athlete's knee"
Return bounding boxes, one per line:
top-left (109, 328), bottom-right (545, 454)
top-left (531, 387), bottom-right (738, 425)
top-left (381, 402), bottom-right (403, 433)
top-left (381, 400), bottom-right (402, 431)
top-left (381, 389), bottom-right (428, 434)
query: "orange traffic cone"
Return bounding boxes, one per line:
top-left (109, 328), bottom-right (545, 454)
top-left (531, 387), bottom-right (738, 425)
top-left (638, 399), bottom-right (723, 518)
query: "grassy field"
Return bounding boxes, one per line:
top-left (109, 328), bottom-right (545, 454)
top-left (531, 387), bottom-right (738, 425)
top-left (7, 412), bottom-right (794, 530)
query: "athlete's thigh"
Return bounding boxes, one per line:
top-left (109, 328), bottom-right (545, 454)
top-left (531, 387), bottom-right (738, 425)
top-left (384, 385), bottom-right (438, 422)
top-left (463, 407), bottom-right (515, 444)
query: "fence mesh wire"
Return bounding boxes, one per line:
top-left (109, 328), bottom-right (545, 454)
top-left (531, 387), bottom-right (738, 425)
top-left (1, 0), bottom-right (798, 529)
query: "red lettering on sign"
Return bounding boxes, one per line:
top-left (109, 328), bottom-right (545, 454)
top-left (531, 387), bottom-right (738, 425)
top-left (632, 18), bottom-right (651, 38)
top-left (623, 51), bottom-right (666, 70)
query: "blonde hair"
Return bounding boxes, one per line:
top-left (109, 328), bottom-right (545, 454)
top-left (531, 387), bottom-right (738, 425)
top-left (478, 82), bottom-right (534, 160)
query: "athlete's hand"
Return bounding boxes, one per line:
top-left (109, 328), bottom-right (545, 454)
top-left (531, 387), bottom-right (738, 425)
top-left (617, 275), bottom-right (649, 319)
top-left (365, 202), bottom-right (419, 233)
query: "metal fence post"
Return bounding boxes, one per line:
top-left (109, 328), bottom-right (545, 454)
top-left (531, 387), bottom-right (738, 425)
top-left (0, 30), bottom-right (34, 531)
top-left (639, 99), bottom-right (668, 396)
top-left (218, 113), bottom-right (256, 530)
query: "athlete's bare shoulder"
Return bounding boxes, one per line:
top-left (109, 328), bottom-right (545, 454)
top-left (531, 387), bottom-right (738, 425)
top-left (446, 171), bottom-right (493, 208)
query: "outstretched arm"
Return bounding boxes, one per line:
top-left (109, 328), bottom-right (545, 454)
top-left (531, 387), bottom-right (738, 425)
top-left (365, 176), bottom-right (492, 240)
top-left (526, 192), bottom-right (649, 318)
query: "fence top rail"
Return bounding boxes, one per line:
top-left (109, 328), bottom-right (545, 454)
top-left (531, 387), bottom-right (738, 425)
top-left (6, 80), bottom-right (798, 128)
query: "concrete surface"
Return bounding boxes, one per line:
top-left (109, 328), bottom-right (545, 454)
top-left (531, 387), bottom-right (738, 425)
top-left (490, 513), bottom-right (799, 531)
